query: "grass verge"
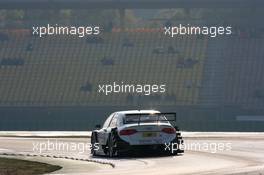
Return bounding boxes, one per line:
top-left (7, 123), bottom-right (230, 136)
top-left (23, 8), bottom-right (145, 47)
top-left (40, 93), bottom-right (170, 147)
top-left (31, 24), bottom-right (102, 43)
top-left (0, 157), bottom-right (62, 175)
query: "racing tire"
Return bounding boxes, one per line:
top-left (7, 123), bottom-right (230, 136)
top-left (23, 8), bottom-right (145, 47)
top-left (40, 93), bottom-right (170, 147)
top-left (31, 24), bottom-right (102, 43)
top-left (107, 132), bottom-right (118, 157)
top-left (165, 137), bottom-right (184, 156)
top-left (91, 132), bottom-right (98, 156)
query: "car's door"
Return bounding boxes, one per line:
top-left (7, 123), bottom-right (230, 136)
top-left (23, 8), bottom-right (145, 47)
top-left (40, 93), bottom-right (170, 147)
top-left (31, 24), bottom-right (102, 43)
top-left (97, 113), bottom-right (115, 145)
top-left (103, 114), bottom-right (119, 144)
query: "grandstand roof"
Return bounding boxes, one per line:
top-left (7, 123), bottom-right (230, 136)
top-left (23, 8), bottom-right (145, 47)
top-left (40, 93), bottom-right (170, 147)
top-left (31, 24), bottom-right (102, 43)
top-left (0, 0), bottom-right (263, 9)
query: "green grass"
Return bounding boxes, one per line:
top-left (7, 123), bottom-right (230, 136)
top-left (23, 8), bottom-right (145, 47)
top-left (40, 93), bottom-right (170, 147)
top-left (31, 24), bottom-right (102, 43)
top-left (0, 157), bottom-right (62, 175)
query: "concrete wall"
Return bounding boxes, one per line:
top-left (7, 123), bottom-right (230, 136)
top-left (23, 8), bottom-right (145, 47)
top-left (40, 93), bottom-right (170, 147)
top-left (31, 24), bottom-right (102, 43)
top-left (0, 106), bottom-right (263, 131)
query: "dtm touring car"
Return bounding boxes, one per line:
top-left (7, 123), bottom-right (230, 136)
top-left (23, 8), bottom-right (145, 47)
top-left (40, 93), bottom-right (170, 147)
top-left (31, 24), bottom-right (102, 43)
top-left (91, 110), bottom-right (184, 157)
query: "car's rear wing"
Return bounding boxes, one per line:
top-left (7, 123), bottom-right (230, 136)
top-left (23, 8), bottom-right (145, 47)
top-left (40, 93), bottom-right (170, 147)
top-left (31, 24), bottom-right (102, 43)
top-left (124, 112), bottom-right (176, 124)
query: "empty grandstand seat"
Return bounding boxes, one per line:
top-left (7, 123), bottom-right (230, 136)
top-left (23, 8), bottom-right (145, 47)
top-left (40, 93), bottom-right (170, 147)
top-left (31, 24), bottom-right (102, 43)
top-left (0, 58), bottom-right (24, 66)
top-left (122, 38), bottom-right (134, 47)
top-left (152, 46), bottom-right (166, 54)
top-left (177, 58), bottom-right (199, 68)
top-left (80, 82), bottom-right (93, 92)
top-left (26, 43), bottom-right (33, 51)
top-left (167, 45), bottom-right (179, 54)
top-left (0, 33), bottom-right (9, 41)
top-left (101, 57), bottom-right (114, 65)
top-left (86, 36), bottom-right (104, 44)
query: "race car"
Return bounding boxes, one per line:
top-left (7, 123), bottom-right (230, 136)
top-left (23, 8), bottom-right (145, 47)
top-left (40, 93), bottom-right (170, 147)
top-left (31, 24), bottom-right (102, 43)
top-left (91, 110), bottom-right (184, 157)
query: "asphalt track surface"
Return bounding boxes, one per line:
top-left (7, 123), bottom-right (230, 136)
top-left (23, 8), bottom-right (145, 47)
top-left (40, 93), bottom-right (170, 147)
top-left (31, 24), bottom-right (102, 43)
top-left (0, 132), bottom-right (264, 175)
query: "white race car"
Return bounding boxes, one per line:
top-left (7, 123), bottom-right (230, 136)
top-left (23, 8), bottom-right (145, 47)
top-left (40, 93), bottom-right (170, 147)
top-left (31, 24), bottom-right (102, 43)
top-left (91, 110), bottom-right (184, 157)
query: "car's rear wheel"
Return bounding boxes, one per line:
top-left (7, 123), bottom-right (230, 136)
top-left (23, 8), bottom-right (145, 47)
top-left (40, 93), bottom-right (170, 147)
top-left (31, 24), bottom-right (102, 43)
top-left (107, 132), bottom-right (118, 157)
top-left (164, 135), bottom-right (184, 156)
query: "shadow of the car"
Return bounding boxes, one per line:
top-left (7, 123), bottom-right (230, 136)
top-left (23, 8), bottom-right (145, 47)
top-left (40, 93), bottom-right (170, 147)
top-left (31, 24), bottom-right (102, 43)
top-left (93, 151), bottom-right (183, 159)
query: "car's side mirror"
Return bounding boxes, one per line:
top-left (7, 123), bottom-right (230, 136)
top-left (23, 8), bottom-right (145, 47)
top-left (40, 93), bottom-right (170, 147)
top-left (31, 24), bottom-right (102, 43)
top-left (95, 124), bottom-right (101, 129)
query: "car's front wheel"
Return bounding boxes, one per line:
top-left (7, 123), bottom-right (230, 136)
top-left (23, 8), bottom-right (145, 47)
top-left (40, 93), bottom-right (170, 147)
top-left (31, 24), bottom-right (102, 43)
top-left (91, 132), bottom-right (98, 156)
top-left (107, 132), bottom-right (118, 157)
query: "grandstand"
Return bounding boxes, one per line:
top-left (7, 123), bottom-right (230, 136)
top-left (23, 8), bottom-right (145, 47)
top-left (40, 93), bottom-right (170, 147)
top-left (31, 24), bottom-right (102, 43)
top-left (0, 27), bottom-right (264, 131)
top-left (0, 0), bottom-right (263, 131)
top-left (0, 29), bottom-right (208, 106)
